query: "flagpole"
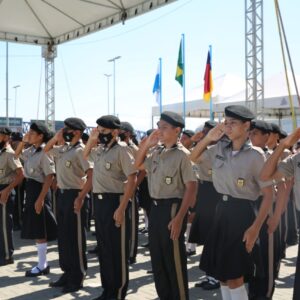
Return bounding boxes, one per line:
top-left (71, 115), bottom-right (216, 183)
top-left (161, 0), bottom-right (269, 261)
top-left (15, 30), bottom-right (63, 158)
top-left (182, 34), bottom-right (186, 123)
top-left (159, 57), bottom-right (162, 114)
top-left (209, 45), bottom-right (213, 120)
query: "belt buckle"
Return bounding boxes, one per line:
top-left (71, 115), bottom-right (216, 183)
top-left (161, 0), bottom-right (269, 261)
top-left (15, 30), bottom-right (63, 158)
top-left (98, 194), bottom-right (103, 200)
top-left (60, 189), bottom-right (64, 194)
top-left (222, 195), bottom-right (228, 201)
top-left (153, 200), bottom-right (158, 206)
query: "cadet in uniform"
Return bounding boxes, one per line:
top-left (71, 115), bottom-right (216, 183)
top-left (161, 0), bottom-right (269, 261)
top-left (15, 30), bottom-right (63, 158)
top-left (119, 121), bottom-right (139, 264)
top-left (188, 120), bottom-right (221, 290)
top-left (0, 127), bottom-right (24, 266)
top-left (45, 118), bottom-right (93, 293)
top-left (135, 111), bottom-right (197, 300)
top-left (190, 105), bottom-right (273, 300)
top-left (83, 115), bottom-right (137, 300)
top-left (15, 122), bottom-right (57, 277)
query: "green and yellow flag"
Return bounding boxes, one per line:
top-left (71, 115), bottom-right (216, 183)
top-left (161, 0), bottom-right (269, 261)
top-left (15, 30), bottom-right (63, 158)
top-left (175, 39), bottom-right (184, 87)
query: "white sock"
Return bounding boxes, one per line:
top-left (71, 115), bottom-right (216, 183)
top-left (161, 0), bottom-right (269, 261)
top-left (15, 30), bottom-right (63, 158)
top-left (229, 285), bottom-right (248, 300)
top-left (220, 285), bottom-right (232, 300)
top-left (37, 242), bottom-right (48, 270)
top-left (144, 210), bottom-right (149, 229)
top-left (185, 223), bottom-right (192, 251)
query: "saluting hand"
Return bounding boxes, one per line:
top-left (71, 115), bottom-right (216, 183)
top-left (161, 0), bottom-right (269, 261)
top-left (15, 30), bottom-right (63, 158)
top-left (281, 128), bottom-right (300, 149)
top-left (54, 129), bottom-right (64, 142)
top-left (113, 206), bottom-right (125, 227)
top-left (206, 123), bottom-right (225, 142)
top-left (168, 216), bottom-right (183, 241)
top-left (243, 225), bottom-right (259, 253)
top-left (35, 197), bottom-right (44, 214)
top-left (145, 130), bottom-right (160, 149)
top-left (191, 131), bottom-right (204, 143)
top-left (0, 187), bottom-right (10, 205)
top-left (89, 128), bottom-right (100, 141)
top-left (22, 132), bottom-right (30, 143)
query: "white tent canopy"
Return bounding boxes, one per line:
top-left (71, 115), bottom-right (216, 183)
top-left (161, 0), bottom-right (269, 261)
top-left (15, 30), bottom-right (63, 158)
top-left (0, 0), bottom-right (176, 45)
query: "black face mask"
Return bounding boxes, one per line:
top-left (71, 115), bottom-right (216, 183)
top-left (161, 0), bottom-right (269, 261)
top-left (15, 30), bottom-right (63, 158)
top-left (98, 132), bottom-right (113, 145)
top-left (118, 132), bottom-right (127, 142)
top-left (63, 130), bottom-right (74, 142)
top-left (0, 141), bottom-right (5, 150)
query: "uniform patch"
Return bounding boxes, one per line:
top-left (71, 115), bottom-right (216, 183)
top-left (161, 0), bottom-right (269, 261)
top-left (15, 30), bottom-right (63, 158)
top-left (237, 178), bottom-right (245, 187)
top-left (65, 161), bottom-right (71, 168)
top-left (105, 162), bottom-right (111, 170)
top-left (165, 176), bottom-right (172, 185)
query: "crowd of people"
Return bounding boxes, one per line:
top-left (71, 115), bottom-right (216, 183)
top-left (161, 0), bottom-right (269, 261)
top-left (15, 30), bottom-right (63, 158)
top-left (0, 104), bottom-right (299, 300)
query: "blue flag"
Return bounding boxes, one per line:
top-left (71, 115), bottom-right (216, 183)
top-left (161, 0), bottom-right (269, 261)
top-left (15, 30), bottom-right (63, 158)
top-left (152, 61), bottom-right (161, 105)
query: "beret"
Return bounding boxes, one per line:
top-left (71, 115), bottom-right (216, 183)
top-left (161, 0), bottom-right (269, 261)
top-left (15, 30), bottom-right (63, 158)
top-left (182, 130), bottom-right (195, 138)
top-left (30, 122), bottom-right (49, 136)
top-left (64, 117), bottom-right (86, 131)
top-left (11, 132), bottom-right (23, 141)
top-left (160, 111), bottom-right (185, 128)
top-left (269, 123), bottom-right (281, 134)
top-left (121, 121), bottom-right (134, 133)
top-left (225, 105), bottom-right (255, 121)
top-left (279, 129), bottom-right (288, 139)
top-left (146, 129), bottom-right (154, 137)
top-left (204, 120), bottom-right (218, 129)
top-left (0, 127), bottom-right (12, 135)
top-left (96, 115), bottom-right (121, 129)
top-left (81, 132), bottom-right (89, 142)
top-left (250, 120), bottom-right (272, 133)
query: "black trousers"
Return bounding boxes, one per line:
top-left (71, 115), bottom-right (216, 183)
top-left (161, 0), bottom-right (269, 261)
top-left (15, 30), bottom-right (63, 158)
top-left (149, 199), bottom-right (188, 300)
top-left (128, 193), bottom-right (139, 261)
top-left (0, 184), bottom-right (14, 264)
top-left (57, 189), bottom-right (87, 286)
top-left (12, 180), bottom-right (25, 230)
top-left (293, 232), bottom-right (300, 299)
top-left (94, 193), bottom-right (129, 300)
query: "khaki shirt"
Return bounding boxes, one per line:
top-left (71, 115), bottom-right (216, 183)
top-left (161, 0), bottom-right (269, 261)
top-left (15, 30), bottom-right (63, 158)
top-left (50, 142), bottom-right (92, 189)
top-left (195, 146), bottom-right (213, 182)
top-left (89, 141), bottom-right (136, 193)
top-left (128, 141), bottom-right (139, 159)
top-left (202, 139), bottom-right (271, 201)
top-left (278, 152), bottom-right (300, 210)
top-left (144, 143), bottom-right (197, 199)
top-left (22, 144), bottom-right (55, 183)
top-left (0, 146), bottom-right (22, 185)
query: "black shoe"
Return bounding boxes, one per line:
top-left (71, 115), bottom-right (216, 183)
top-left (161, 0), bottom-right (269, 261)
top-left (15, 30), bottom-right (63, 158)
top-left (129, 257), bottom-right (136, 265)
top-left (0, 257), bottom-right (14, 266)
top-left (92, 292), bottom-right (107, 300)
top-left (195, 278), bottom-right (209, 288)
top-left (146, 269), bottom-right (153, 274)
top-left (140, 228), bottom-right (148, 234)
top-left (62, 283), bottom-right (83, 293)
top-left (186, 249), bottom-right (196, 256)
top-left (202, 280), bottom-right (220, 290)
top-left (25, 265), bottom-right (50, 277)
top-left (49, 273), bottom-right (68, 287)
top-left (141, 242), bottom-right (149, 248)
top-left (88, 246), bottom-right (99, 254)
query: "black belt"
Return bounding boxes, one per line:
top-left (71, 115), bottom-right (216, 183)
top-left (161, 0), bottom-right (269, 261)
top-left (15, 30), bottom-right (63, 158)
top-left (58, 188), bottom-right (81, 193)
top-left (94, 192), bottom-right (123, 200)
top-left (152, 198), bottom-right (181, 206)
top-left (220, 194), bottom-right (254, 202)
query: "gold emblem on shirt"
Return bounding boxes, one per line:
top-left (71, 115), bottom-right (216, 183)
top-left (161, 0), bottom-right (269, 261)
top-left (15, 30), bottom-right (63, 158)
top-left (237, 178), bottom-right (245, 187)
top-left (165, 176), bottom-right (172, 185)
top-left (105, 162), bottom-right (111, 170)
top-left (65, 161), bottom-right (71, 168)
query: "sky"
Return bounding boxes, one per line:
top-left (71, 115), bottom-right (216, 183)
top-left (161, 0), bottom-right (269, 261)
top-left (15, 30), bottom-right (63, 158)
top-left (0, 0), bottom-right (299, 131)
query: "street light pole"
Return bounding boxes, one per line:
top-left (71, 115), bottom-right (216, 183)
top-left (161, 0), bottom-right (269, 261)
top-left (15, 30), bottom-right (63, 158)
top-left (104, 74), bottom-right (112, 114)
top-left (6, 42), bottom-right (9, 127)
top-left (13, 85), bottom-right (21, 118)
top-left (108, 56), bottom-right (121, 116)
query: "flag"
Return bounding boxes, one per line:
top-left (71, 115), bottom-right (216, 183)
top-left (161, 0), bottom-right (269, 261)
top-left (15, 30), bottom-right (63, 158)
top-left (175, 39), bottom-right (184, 87)
top-left (203, 51), bottom-right (213, 102)
top-left (152, 60), bottom-right (161, 105)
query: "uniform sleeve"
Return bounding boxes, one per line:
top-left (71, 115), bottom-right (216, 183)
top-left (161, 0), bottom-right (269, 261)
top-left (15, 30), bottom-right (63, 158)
top-left (7, 153), bottom-right (22, 171)
top-left (278, 154), bottom-right (296, 178)
top-left (252, 152), bottom-right (273, 189)
top-left (199, 144), bottom-right (217, 164)
top-left (88, 146), bottom-right (100, 162)
top-left (119, 146), bottom-right (137, 177)
top-left (77, 147), bottom-right (93, 172)
top-left (20, 148), bottom-right (30, 162)
top-left (180, 153), bottom-right (198, 184)
top-left (48, 146), bottom-right (61, 158)
top-left (40, 153), bottom-right (56, 176)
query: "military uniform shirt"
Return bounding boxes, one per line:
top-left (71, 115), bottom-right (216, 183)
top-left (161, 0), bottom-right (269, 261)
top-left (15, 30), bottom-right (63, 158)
top-left (278, 152), bottom-right (300, 210)
top-left (89, 142), bottom-right (136, 193)
top-left (195, 146), bottom-right (214, 182)
top-left (128, 141), bottom-right (139, 159)
top-left (0, 146), bottom-right (22, 185)
top-left (22, 144), bottom-right (55, 183)
top-left (50, 142), bottom-right (92, 189)
top-left (144, 143), bottom-right (197, 199)
top-left (201, 139), bottom-right (272, 201)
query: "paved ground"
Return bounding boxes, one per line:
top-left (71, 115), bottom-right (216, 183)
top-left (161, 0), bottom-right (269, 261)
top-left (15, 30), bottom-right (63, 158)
top-left (0, 220), bottom-right (297, 300)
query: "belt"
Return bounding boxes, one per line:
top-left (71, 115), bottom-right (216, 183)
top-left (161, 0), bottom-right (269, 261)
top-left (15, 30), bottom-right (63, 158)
top-left (152, 198), bottom-right (181, 206)
top-left (58, 188), bottom-right (81, 193)
top-left (94, 192), bottom-right (123, 200)
top-left (220, 194), bottom-right (253, 202)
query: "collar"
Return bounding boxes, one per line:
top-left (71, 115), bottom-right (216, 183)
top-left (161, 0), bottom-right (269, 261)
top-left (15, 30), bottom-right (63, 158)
top-left (225, 139), bottom-right (252, 151)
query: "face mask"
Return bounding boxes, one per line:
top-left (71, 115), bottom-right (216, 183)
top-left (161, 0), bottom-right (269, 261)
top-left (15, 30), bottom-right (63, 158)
top-left (118, 132), bottom-right (127, 142)
top-left (63, 130), bottom-right (74, 142)
top-left (98, 132), bottom-right (113, 145)
top-left (0, 141), bottom-right (5, 150)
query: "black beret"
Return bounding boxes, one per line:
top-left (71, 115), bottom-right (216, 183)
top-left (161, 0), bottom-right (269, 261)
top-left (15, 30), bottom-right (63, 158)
top-left (0, 127), bottom-right (12, 135)
top-left (64, 117), bottom-right (86, 131)
top-left (250, 120), bottom-right (272, 133)
top-left (204, 120), bottom-right (218, 129)
top-left (269, 123), bottom-right (281, 134)
top-left (121, 121), bottom-right (134, 133)
top-left (146, 129), bottom-right (154, 137)
top-left (182, 130), bottom-right (195, 138)
top-left (160, 111), bottom-right (185, 128)
top-left (225, 105), bottom-right (255, 121)
top-left (96, 115), bottom-right (121, 129)
top-left (30, 122), bottom-right (49, 136)
top-left (279, 129), bottom-right (288, 139)
top-left (81, 132), bottom-right (89, 142)
top-left (11, 132), bottom-right (23, 141)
